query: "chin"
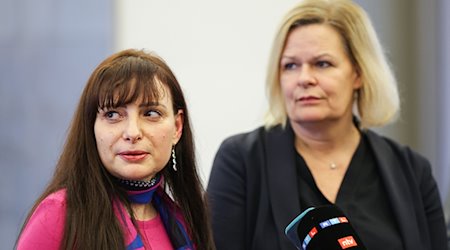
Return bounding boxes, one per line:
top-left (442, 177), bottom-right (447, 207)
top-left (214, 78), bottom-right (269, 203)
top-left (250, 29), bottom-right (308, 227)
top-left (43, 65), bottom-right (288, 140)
top-left (290, 114), bottom-right (326, 123)
top-left (116, 170), bottom-right (153, 181)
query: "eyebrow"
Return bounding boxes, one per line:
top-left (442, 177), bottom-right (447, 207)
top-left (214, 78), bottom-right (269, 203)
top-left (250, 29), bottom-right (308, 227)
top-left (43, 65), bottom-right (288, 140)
top-left (280, 52), bottom-right (334, 61)
top-left (139, 102), bottom-right (167, 109)
top-left (314, 53), bottom-right (334, 59)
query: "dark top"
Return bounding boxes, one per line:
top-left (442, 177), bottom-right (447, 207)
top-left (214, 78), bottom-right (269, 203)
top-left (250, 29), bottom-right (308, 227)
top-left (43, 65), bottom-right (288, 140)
top-left (296, 133), bottom-right (403, 249)
top-left (207, 124), bottom-right (448, 250)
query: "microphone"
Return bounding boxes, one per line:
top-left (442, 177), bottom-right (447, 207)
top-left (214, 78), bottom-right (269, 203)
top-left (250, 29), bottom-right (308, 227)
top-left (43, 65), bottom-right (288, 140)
top-left (285, 205), bottom-right (366, 250)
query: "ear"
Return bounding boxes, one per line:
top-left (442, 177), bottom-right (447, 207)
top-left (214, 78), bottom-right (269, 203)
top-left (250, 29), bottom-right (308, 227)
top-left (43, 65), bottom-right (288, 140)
top-left (352, 71), bottom-right (362, 90)
top-left (172, 109), bottom-right (184, 145)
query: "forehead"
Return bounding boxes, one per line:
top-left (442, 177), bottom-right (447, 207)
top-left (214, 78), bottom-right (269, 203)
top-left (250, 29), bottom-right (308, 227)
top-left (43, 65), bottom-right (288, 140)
top-left (283, 24), bottom-right (346, 56)
top-left (97, 77), bottom-right (173, 108)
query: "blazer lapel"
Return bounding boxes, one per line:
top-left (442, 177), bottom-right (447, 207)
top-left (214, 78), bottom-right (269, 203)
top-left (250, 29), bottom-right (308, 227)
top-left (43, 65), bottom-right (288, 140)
top-left (264, 124), bottom-right (302, 248)
top-left (365, 130), bottom-right (421, 249)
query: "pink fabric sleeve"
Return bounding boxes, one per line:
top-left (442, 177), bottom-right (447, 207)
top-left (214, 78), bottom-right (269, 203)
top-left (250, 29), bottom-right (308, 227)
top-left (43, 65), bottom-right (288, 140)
top-left (17, 190), bottom-right (66, 250)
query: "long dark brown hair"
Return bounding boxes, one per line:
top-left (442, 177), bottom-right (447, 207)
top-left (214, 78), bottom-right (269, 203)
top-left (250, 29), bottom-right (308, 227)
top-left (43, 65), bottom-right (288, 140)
top-left (17, 49), bottom-right (215, 250)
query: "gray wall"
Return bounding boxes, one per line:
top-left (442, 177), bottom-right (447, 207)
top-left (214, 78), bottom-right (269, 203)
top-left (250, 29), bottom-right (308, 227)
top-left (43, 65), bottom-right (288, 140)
top-left (0, 0), bottom-right (112, 248)
top-left (355, 0), bottom-right (449, 197)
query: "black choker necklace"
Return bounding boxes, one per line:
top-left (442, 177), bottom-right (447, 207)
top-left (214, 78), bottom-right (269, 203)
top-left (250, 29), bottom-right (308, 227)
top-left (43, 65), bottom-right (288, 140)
top-left (118, 175), bottom-right (160, 191)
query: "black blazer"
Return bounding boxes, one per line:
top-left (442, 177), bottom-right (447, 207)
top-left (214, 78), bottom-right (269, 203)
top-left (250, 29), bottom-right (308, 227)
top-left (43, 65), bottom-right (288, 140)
top-left (207, 124), bottom-right (447, 250)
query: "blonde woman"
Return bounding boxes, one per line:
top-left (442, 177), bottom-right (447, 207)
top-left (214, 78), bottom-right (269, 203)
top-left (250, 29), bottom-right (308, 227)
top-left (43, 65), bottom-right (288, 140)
top-left (207, 0), bottom-right (447, 249)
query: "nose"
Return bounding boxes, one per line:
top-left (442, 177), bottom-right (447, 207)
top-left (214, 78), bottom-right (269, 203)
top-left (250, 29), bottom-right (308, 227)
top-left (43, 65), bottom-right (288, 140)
top-left (297, 65), bottom-right (317, 87)
top-left (123, 117), bottom-right (142, 143)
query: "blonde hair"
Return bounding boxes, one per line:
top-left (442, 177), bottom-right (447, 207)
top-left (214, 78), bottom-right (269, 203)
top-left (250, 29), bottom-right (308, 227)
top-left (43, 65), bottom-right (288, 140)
top-left (264, 0), bottom-right (400, 129)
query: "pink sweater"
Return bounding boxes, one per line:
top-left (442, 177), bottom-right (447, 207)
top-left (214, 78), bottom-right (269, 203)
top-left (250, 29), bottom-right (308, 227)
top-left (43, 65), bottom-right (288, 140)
top-left (17, 189), bottom-right (174, 250)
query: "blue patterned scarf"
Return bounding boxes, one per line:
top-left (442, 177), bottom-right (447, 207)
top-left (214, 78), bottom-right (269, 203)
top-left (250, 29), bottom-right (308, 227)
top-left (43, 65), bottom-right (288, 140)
top-left (114, 176), bottom-right (194, 250)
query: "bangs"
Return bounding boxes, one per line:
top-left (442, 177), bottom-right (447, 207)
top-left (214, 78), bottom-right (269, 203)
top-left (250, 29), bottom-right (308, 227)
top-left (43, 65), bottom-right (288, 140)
top-left (95, 56), bottom-right (168, 109)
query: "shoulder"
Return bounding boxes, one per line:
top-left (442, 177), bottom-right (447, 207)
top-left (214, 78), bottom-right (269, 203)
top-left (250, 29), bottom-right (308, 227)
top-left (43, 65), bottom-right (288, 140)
top-left (218, 125), bottom-right (286, 153)
top-left (30, 189), bottom-right (67, 224)
top-left (214, 126), bottom-right (264, 161)
top-left (220, 126), bottom-right (265, 146)
top-left (25, 189), bottom-right (67, 222)
top-left (211, 125), bottom-right (291, 181)
top-left (210, 126), bottom-right (271, 181)
top-left (364, 129), bottom-right (432, 182)
top-left (17, 189), bottom-right (67, 249)
top-left (365, 129), bottom-right (429, 164)
top-left (39, 189), bottom-right (67, 207)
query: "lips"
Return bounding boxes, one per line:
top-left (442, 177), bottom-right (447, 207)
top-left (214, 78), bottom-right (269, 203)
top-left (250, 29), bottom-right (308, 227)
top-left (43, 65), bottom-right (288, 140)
top-left (296, 95), bottom-right (323, 102)
top-left (118, 150), bottom-right (149, 162)
top-left (299, 96), bottom-right (320, 101)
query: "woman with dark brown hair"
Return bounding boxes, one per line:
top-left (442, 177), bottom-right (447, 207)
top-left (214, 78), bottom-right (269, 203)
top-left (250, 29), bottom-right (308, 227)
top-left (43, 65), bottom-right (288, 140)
top-left (16, 49), bottom-right (215, 250)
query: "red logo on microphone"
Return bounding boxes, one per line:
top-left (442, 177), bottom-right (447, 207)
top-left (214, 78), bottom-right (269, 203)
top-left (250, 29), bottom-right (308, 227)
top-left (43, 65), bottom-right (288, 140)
top-left (338, 216), bottom-right (348, 223)
top-left (308, 227), bottom-right (318, 238)
top-left (338, 236), bottom-right (358, 249)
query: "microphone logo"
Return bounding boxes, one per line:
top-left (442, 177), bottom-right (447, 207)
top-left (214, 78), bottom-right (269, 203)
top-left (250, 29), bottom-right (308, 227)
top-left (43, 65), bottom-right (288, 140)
top-left (338, 217), bottom-right (348, 223)
top-left (338, 236), bottom-right (358, 249)
top-left (284, 205), bottom-right (367, 249)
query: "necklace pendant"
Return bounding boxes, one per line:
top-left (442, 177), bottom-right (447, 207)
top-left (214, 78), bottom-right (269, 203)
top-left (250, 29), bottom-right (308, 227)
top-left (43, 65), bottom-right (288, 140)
top-left (329, 162), bottom-right (337, 169)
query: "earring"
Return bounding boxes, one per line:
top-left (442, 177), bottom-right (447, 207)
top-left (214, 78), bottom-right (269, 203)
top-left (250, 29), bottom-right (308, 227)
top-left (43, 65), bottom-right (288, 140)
top-left (171, 147), bottom-right (177, 171)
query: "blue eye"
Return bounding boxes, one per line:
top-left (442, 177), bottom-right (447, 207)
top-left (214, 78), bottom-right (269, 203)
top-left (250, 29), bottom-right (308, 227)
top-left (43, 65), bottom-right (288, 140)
top-left (316, 61), bottom-right (331, 68)
top-left (283, 62), bottom-right (297, 70)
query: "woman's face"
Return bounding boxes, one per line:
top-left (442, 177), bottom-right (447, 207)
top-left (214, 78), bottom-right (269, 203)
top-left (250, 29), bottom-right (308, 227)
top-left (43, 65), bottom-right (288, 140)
top-left (279, 24), bottom-right (361, 125)
top-left (94, 83), bottom-right (183, 181)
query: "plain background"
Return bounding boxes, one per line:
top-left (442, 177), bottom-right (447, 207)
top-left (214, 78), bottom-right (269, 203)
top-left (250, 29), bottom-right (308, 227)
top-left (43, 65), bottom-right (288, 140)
top-left (1, 0), bottom-right (449, 249)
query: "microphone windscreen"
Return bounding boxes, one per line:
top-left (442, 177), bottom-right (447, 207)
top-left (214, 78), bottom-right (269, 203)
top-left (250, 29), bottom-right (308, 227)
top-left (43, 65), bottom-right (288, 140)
top-left (285, 205), bottom-right (366, 250)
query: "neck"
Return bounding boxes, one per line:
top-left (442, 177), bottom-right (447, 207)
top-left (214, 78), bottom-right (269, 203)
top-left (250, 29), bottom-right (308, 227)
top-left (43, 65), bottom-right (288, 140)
top-left (291, 117), bottom-right (359, 152)
top-left (131, 203), bottom-right (158, 221)
top-left (293, 118), bottom-right (361, 169)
